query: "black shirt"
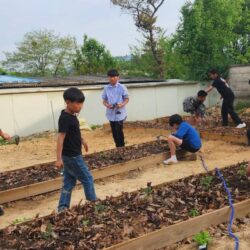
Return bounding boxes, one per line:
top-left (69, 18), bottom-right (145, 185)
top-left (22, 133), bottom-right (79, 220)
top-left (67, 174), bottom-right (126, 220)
top-left (58, 110), bottom-right (82, 157)
top-left (212, 77), bottom-right (234, 99)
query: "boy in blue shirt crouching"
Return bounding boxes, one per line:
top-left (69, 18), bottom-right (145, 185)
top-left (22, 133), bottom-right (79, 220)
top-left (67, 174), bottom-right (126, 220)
top-left (163, 114), bottom-right (201, 165)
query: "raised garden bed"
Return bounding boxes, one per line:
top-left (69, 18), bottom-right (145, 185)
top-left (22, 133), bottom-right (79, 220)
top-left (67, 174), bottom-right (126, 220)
top-left (200, 127), bottom-right (249, 145)
top-left (0, 162), bottom-right (249, 249)
top-left (0, 141), bottom-right (168, 192)
top-left (0, 141), bottom-right (196, 203)
top-left (112, 116), bottom-right (250, 131)
top-left (110, 118), bottom-right (249, 146)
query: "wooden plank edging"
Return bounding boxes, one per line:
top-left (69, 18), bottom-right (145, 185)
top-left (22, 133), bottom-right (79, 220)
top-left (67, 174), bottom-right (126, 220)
top-left (0, 150), bottom-right (196, 204)
top-left (200, 131), bottom-right (248, 145)
top-left (106, 199), bottom-right (250, 250)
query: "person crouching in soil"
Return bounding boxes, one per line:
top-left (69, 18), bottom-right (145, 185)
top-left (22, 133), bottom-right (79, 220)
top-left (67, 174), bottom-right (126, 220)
top-left (163, 114), bottom-right (202, 165)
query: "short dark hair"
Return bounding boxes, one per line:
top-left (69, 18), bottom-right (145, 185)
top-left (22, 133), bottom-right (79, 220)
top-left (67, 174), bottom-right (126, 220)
top-left (63, 88), bottom-right (85, 103)
top-left (169, 114), bottom-right (183, 127)
top-left (209, 69), bottom-right (219, 75)
top-left (107, 69), bottom-right (119, 77)
top-left (198, 90), bottom-right (208, 97)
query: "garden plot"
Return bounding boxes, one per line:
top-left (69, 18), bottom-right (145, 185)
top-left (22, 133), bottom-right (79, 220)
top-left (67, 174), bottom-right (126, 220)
top-left (0, 127), bottom-right (169, 172)
top-left (0, 162), bottom-right (249, 250)
top-left (200, 127), bottom-right (249, 146)
top-left (0, 141), bottom-right (196, 203)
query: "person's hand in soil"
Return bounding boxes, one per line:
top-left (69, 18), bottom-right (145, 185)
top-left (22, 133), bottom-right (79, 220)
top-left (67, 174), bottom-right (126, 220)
top-left (0, 130), bottom-right (11, 141)
top-left (55, 159), bottom-right (63, 169)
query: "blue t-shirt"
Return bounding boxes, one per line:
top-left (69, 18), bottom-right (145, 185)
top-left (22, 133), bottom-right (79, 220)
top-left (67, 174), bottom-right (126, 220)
top-left (174, 122), bottom-right (201, 149)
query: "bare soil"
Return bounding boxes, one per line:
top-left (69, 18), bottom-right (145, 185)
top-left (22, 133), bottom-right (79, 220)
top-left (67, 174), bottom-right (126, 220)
top-left (0, 163), bottom-right (249, 249)
top-left (0, 127), bottom-right (249, 248)
top-left (0, 127), bottom-right (168, 172)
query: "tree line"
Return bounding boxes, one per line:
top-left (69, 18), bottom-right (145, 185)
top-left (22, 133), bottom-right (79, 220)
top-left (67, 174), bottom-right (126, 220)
top-left (1, 0), bottom-right (249, 80)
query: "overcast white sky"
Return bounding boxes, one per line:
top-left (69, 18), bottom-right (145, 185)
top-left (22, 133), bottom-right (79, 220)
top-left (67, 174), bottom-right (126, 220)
top-left (0, 0), bottom-right (188, 60)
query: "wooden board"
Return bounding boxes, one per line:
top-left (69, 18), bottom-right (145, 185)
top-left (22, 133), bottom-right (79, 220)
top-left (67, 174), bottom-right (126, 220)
top-left (200, 131), bottom-right (248, 145)
top-left (102, 123), bottom-right (168, 135)
top-left (106, 199), bottom-right (250, 250)
top-left (0, 150), bottom-right (196, 204)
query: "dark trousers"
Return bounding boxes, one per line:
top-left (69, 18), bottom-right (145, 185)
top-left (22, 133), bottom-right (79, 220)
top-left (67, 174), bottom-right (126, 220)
top-left (221, 95), bottom-right (242, 126)
top-left (110, 121), bottom-right (125, 147)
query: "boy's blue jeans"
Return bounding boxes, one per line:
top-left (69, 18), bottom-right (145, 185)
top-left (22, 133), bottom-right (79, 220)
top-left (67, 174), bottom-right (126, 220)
top-left (58, 155), bottom-right (96, 211)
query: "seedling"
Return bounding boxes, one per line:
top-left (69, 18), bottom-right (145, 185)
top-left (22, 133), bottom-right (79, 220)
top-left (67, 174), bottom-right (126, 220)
top-left (42, 223), bottom-right (53, 240)
top-left (144, 182), bottom-right (153, 197)
top-left (82, 219), bottom-right (90, 227)
top-left (237, 164), bottom-right (246, 178)
top-left (189, 208), bottom-right (199, 217)
top-left (193, 231), bottom-right (212, 249)
top-left (200, 176), bottom-right (214, 189)
top-left (91, 125), bottom-right (102, 130)
top-left (95, 204), bottom-right (107, 214)
top-left (99, 152), bottom-right (106, 159)
top-left (12, 217), bottom-right (31, 225)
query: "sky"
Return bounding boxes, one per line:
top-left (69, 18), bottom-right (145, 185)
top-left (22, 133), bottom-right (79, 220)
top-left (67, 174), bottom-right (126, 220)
top-left (0, 0), bottom-right (188, 60)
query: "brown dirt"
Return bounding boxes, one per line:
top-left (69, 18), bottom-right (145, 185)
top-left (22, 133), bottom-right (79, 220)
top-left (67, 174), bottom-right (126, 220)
top-left (0, 127), bottom-right (168, 172)
top-left (0, 164), bottom-right (249, 249)
top-left (0, 127), bottom-right (249, 248)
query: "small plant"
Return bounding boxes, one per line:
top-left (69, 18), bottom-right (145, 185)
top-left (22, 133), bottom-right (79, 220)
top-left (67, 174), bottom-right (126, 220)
top-left (235, 101), bottom-right (250, 113)
top-left (144, 182), bottom-right (153, 197)
top-left (200, 176), bottom-right (214, 189)
top-left (42, 223), bottom-right (53, 240)
top-left (82, 219), bottom-right (90, 227)
top-left (12, 217), bottom-right (31, 225)
top-left (99, 152), bottom-right (106, 159)
top-left (95, 204), bottom-right (107, 214)
top-left (91, 124), bottom-right (102, 130)
top-left (189, 208), bottom-right (199, 217)
top-left (193, 231), bottom-right (212, 247)
top-left (237, 164), bottom-right (247, 178)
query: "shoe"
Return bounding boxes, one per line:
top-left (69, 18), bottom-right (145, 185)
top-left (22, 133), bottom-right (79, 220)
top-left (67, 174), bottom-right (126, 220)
top-left (14, 135), bottom-right (20, 145)
top-left (236, 123), bottom-right (246, 129)
top-left (163, 158), bottom-right (178, 165)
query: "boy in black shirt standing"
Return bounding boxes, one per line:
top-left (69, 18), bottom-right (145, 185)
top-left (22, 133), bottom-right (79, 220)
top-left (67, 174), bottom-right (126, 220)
top-left (206, 69), bottom-right (246, 128)
top-left (56, 88), bottom-right (96, 212)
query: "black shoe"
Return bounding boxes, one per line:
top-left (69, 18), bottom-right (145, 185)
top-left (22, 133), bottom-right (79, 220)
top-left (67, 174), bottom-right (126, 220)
top-left (14, 135), bottom-right (20, 145)
top-left (0, 207), bottom-right (4, 216)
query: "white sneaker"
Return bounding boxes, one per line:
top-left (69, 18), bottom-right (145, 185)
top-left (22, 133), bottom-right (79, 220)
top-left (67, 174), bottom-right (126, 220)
top-left (236, 123), bottom-right (246, 129)
top-left (163, 158), bottom-right (178, 165)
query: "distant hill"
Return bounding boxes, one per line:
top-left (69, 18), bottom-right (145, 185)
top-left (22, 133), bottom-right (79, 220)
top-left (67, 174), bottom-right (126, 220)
top-left (115, 55), bottom-right (132, 61)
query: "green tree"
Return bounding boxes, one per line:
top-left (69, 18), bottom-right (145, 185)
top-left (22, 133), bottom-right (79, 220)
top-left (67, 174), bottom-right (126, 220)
top-left (0, 67), bottom-right (7, 75)
top-left (175, 0), bottom-right (244, 80)
top-left (111, 0), bottom-right (166, 78)
top-left (232, 0), bottom-right (250, 64)
top-left (2, 30), bottom-right (76, 76)
top-left (73, 35), bottom-right (116, 75)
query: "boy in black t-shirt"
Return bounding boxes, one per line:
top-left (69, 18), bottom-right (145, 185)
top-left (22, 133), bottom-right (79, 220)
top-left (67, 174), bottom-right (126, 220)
top-left (206, 69), bottom-right (246, 128)
top-left (56, 88), bottom-right (96, 212)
